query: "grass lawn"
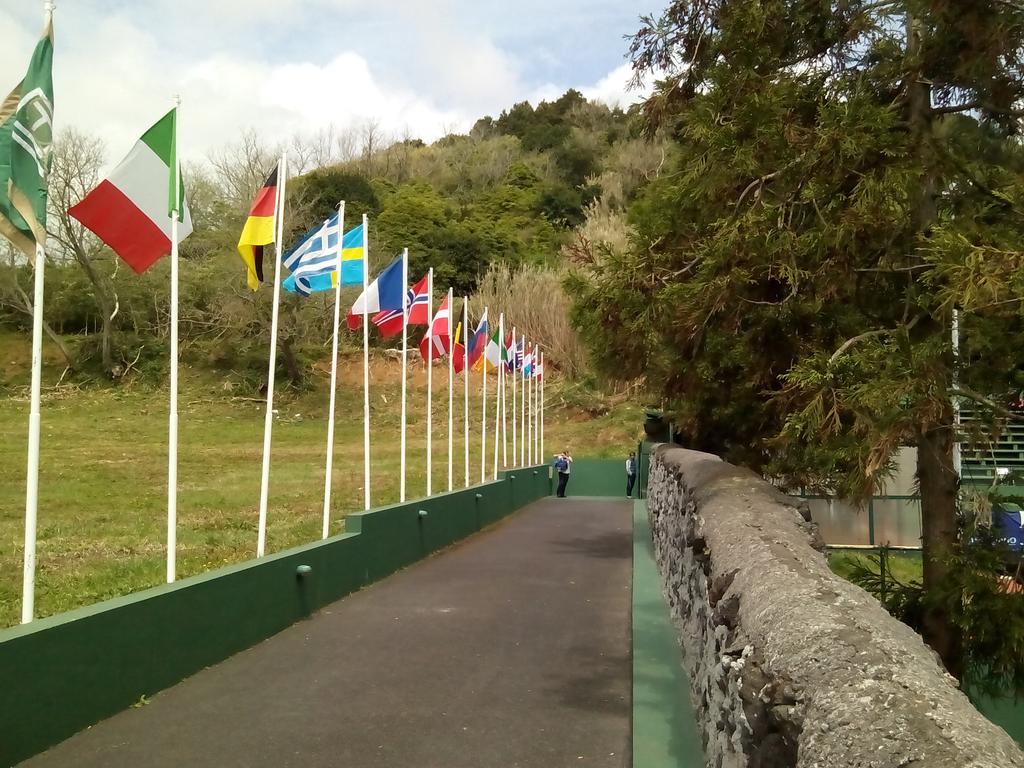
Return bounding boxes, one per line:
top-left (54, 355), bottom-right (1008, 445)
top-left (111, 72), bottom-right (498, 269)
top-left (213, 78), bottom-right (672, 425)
top-left (829, 549), bottom-right (924, 585)
top-left (0, 336), bottom-right (642, 627)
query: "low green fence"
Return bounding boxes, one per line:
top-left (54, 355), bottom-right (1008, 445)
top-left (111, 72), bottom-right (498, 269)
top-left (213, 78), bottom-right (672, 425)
top-left (563, 458), bottom-right (633, 497)
top-left (0, 467), bottom-right (551, 766)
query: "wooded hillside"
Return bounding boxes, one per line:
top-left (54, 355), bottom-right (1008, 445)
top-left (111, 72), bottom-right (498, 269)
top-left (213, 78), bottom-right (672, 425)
top-left (0, 89), bottom-right (664, 389)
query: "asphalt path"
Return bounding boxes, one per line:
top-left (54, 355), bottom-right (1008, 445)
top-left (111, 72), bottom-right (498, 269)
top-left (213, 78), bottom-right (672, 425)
top-left (24, 497), bottom-right (633, 768)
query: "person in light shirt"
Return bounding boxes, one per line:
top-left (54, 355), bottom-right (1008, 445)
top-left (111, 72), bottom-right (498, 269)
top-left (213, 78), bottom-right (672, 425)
top-left (626, 452), bottom-right (638, 498)
top-left (553, 450), bottom-right (573, 498)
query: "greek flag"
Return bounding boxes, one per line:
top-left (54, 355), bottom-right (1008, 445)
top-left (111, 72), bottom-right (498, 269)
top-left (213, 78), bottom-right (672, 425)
top-left (283, 216), bottom-right (365, 297)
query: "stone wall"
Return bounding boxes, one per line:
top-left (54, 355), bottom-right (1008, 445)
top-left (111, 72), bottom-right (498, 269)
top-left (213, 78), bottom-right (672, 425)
top-left (647, 444), bottom-right (1024, 768)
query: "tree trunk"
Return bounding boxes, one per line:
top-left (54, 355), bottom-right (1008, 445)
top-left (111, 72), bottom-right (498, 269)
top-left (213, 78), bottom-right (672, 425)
top-left (917, 421), bottom-right (963, 679)
top-left (906, 11), bottom-right (962, 677)
top-left (279, 336), bottom-right (302, 384)
top-left (100, 307), bottom-right (114, 375)
top-left (12, 283), bottom-right (76, 370)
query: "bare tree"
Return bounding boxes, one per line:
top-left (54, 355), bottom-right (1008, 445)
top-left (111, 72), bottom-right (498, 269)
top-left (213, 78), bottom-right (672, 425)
top-left (0, 241), bottom-right (75, 368)
top-left (207, 129), bottom-right (275, 207)
top-left (358, 118), bottom-right (384, 176)
top-left (334, 126), bottom-right (359, 164)
top-left (290, 126), bottom-right (362, 174)
top-left (47, 128), bottom-right (121, 374)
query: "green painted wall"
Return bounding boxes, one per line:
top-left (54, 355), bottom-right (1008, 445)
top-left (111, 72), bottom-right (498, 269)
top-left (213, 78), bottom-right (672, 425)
top-left (0, 467), bottom-right (551, 767)
top-left (556, 458), bottom-right (633, 498)
top-left (975, 693), bottom-right (1024, 747)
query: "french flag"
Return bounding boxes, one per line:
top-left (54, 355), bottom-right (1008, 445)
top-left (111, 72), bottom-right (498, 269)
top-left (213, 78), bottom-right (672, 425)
top-left (347, 254), bottom-right (405, 330)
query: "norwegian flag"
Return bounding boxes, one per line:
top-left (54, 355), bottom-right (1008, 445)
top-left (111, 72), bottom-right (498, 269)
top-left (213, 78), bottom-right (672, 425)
top-left (419, 293), bottom-right (451, 361)
top-left (372, 274), bottom-right (430, 338)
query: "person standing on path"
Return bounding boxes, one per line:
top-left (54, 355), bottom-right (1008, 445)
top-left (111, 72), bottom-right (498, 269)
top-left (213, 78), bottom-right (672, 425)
top-left (553, 451), bottom-right (573, 498)
top-left (626, 452), bottom-right (638, 498)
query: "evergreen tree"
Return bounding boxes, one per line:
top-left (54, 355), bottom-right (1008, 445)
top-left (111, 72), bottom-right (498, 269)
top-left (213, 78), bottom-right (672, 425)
top-left (572, 0), bottom-right (1024, 678)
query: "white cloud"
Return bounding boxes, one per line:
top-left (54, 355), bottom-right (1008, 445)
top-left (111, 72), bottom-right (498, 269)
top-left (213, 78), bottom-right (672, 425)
top-left (582, 62), bottom-right (651, 109)
top-left (0, 2), bottom-right (654, 173)
top-left (258, 53), bottom-right (469, 141)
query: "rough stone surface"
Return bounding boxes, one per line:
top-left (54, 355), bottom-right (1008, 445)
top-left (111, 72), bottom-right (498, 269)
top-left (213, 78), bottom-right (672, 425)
top-left (647, 445), bottom-right (1024, 768)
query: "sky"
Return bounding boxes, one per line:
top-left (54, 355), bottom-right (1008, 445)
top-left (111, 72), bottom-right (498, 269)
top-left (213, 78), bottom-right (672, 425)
top-left (2, 0), bottom-right (656, 165)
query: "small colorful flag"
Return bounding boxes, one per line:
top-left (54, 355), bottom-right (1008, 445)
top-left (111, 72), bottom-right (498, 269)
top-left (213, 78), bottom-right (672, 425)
top-left (523, 346), bottom-right (534, 378)
top-left (452, 322), bottom-right (467, 373)
top-left (473, 327), bottom-right (502, 372)
top-left (504, 332), bottom-right (517, 373)
top-left (373, 273), bottom-right (430, 338)
top-left (467, 309), bottom-right (489, 368)
top-left (348, 254), bottom-right (405, 328)
top-left (69, 109), bottom-right (192, 273)
top-left (419, 293), bottom-right (451, 361)
top-left (236, 166), bottom-right (278, 290)
top-left (283, 219), bottom-right (364, 296)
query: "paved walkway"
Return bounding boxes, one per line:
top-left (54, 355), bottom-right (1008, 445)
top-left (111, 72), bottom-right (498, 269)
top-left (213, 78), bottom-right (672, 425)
top-left (24, 498), bottom-right (632, 768)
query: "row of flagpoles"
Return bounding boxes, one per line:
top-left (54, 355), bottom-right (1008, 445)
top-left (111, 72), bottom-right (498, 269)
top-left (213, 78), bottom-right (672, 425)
top-left (1, 5), bottom-right (548, 622)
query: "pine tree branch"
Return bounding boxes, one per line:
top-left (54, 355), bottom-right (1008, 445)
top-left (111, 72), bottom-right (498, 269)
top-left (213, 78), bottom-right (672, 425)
top-left (950, 386), bottom-right (1022, 422)
top-left (735, 172), bottom-right (779, 212)
top-left (991, 0), bottom-right (1024, 13)
top-left (932, 101), bottom-right (982, 115)
top-left (933, 99), bottom-right (1024, 118)
top-left (828, 313), bottom-right (926, 366)
top-left (828, 329), bottom-right (889, 365)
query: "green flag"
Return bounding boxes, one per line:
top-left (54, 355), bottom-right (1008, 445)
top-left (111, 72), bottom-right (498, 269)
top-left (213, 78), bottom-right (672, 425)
top-left (0, 86), bottom-right (34, 256)
top-left (1, 17), bottom-right (54, 260)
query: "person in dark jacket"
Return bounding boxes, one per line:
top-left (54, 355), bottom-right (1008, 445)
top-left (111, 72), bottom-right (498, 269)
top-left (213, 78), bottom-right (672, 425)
top-left (626, 452), bottom-right (638, 498)
top-left (553, 451), bottom-right (573, 498)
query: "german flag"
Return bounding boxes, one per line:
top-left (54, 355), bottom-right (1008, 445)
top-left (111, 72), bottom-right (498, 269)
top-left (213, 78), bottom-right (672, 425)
top-left (452, 321), bottom-right (467, 373)
top-left (237, 166), bottom-right (278, 290)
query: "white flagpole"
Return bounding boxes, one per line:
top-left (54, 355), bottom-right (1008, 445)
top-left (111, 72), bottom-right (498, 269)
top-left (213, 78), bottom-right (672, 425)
top-left (400, 248), bottom-right (409, 502)
top-left (447, 288), bottom-right (454, 492)
top-left (511, 327), bottom-right (517, 469)
top-left (540, 351), bottom-right (545, 461)
top-left (321, 201), bottom-right (345, 539)
top-left (481, 307), bottom-right (488, 483)
top-left (426, 267), bottom-right (434, 497)
top-left (22, 237), bottom-right (46, 622)
top-left (21, 1), bottom-right (55, 621)
top-left (536, 348), bottom-right (544, 462)
top-left (256, 152), bottom-right (287, 558)
top-left (492, 314), bottom-right (503, 479)
top-left (463, 297), bottom-right (470, 488)
top-left (520, 340), bottom-right (526, 467)
top-left (166, 97), bottom-right (182, 583)
top-left (362, 214), bottom-right (371, 510)
top-left (501, 318), bottom-right (508, 469)
top-left (527, 346), bottom-right (533, 465)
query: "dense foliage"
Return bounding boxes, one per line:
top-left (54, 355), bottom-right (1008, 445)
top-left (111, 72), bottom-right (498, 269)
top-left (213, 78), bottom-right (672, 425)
top-left (1, 89), bottom-right (660, 386)
top-left (570, 0), bottom-right (1024, 681)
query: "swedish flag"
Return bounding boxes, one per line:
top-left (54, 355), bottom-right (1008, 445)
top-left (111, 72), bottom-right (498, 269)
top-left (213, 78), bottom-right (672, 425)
top-left (283, 218), bottom-right (365, 296)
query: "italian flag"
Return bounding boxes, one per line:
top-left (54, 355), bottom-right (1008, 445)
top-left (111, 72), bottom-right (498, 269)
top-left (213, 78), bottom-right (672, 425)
top-left (474, 328), bottom-right (502, 372)
top-left (69, 109), bottom-right (192, 273)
